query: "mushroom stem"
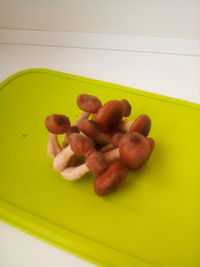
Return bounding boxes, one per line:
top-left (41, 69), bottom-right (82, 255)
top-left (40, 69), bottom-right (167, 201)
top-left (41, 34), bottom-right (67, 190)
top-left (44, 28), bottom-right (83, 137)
top-left (61, 163), bottom-right (89, 181)
top-left (104, 148), bottom-right (120, 162)
top-left (62, 112), bottom-right (90, 147)
top-left (60, 150), bottom-right (119, 181)
top-left (60, 151), bottom-right (108, 181)
top-left (63, 94), bottom-right (102, 147)
top-left (47, 133), bottom-right (62, 158)
top-left (118, 119), bottom-right (134, 132)
top-left (53, 145), bottom-right (74, 172)
top-left (73, 111), bottom-right (90, 126)
top-left (62, 135), bottom-right (69, 148)
top-left (56, 133), bottom-right (95, 172)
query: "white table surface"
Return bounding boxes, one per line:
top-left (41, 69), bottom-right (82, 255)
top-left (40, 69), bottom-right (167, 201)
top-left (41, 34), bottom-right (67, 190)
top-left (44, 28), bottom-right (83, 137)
top-left (0, 30), bottom-right (199, 267)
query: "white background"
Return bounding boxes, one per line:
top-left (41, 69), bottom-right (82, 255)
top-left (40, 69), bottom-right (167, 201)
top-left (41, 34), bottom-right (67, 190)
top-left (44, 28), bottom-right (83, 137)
top-left (0, 0), bottom-right (200, 39)
top-left (0, 0), bottom-right (200, 267)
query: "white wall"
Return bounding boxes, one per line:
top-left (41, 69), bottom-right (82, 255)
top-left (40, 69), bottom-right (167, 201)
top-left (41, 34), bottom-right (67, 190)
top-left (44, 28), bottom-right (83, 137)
top-left (0, 0), bottom-right (200, 39)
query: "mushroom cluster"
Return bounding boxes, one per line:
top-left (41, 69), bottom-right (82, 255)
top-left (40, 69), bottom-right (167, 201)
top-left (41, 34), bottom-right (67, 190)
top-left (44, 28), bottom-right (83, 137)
top-left (45, 94), bottom-right (155, 196)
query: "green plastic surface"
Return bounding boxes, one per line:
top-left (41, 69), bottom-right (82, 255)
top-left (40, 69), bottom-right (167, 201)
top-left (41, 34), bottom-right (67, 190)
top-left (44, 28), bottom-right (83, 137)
top-left (0, 69), bottom-right (199, 267)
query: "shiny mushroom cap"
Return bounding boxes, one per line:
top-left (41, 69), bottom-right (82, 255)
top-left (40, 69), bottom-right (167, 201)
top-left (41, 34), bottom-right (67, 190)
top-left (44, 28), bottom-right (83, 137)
top-left (45, 114), bottom-right (70, 134)
top-left (78, 119), bottom-right (99, 138)
top-left (95, 100), bottom-right (124, 133)
top-left (77, 94), bottom-right (102, 113)
top-left (119, 132), bottom-right (151, 170)
top-left (94, 162), bottom-right (128, 196)
top-left (86, 152), bottom-right (108, 175)
top-left (129, 114), bottom-right (151, 137)
top-left (69, 133), bottom-right (95, 156)
top-left (121, 99), bottom-right (131, 117)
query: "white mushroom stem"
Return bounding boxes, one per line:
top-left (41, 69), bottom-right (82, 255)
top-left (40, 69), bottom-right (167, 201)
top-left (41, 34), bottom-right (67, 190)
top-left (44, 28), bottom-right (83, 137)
top-left (61, 148), bottom-right (120, 181)
top-left (73, 111), bottom-right (90, 126)
top-left (118, 119), bottom-right (134, 132)
top-left (104, 148), bottom-right (120, 162)
top-left (61, 163), bottom-right (89, 181)
top-left (62, 111), bottom-right (90, 147)
top-left (47, 133), bottom-right (62, 159)
top-left (62, 135), bottom-right (69, 148)
top-left (53, 145), bottom-right (74, 172)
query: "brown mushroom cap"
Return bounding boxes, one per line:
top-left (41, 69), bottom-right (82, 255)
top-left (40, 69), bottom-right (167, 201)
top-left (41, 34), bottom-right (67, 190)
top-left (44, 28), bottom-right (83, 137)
top-left (45, 114), bottom-right (70, 134)
top-left (111, 132), bottom-right (124, 147)
top-left (94, 162), bottom-right (127, 196)
top-left (121, 99), bottom-right (131, 117)
top-left (77, 94), bottom-right (102, 113)
top-left (86, 152), bottom-right (108, 174)
top-left (99, 143), bottom-right (115, 153)
top-left (119, 132), bottom-right (150, 170)
top-left (95, 133), bottom-right (111, 146)
top-left (147, 137), bottom-right (155, 152)
top-left (78, 119), bottom-right (99, 138)
top-left (67, 126), bottom-right (80, 136)
top-left (129, 114), bottom-right (151, 137)
top-left (95, 100), bottom-right (124, 133)
top-left (69, 133), bottom-right (95, 156)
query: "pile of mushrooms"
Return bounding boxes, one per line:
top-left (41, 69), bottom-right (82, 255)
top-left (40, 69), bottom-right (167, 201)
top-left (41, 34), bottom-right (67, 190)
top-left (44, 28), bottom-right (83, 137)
top-left (45, 94), bottom-right (155, 196)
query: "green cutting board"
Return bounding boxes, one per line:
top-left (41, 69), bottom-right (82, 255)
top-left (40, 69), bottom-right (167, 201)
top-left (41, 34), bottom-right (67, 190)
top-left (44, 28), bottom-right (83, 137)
top-left (0, 69), bottom-right (199, 267)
